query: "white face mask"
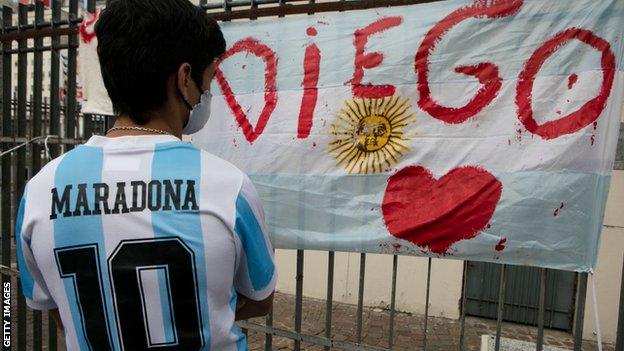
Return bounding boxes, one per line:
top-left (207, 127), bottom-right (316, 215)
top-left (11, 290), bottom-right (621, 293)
top-left (183, 90), bottom-right (212, 135)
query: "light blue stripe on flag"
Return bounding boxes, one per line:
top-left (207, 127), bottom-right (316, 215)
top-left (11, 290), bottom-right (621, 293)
top-left (151, 141), bottom-right (210, 350)
top-left (53, 145), bottom-right (120, 350)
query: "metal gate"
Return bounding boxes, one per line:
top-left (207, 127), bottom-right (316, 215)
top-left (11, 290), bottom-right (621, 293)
top-left (465, 262), bottom-right (576, 331)
top-left (0, 1), bottom-right (623, 351)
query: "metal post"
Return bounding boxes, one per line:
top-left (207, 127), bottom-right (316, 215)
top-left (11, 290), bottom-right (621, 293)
top-left (0, 7), bottom-right (13, 351)
top-left (536, 268), bottom-right (546, 351)
top-left (50, 0), bottom-right (62, 159)
top-left (16, 5), bottom-right (29, 350)
top-left (324, 251), bottom-right (335, 351)
top-left (83, 0), bottom-right (97, 139)
top-left (32, 2), bottom-right (45, 347)
top-left (294, 249), bottom-right (304, 351)
top-left (32, 0), bottom-right (44, 172)
top-left (264, 310), bottom-right (273, 351)
top-left (388, 255), bottom-right (398, 348)
top-left (423, 257), bottom-right (432, 350)
top-left (48, 2), bottom-right (63, 348)
top-left (494, 264), bottom-right (507, 351)
top-left (574, 272), bottom-right (588, 351)
top-left (356, 253), bottom-right (366, 344)
top-left (65, 0), bottom-right (79, 148)
top-left (459, 261), bottom-right (468, 351)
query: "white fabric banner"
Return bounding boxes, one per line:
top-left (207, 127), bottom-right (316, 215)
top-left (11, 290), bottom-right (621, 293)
top-left (81, 0), bottom-right (624, 271)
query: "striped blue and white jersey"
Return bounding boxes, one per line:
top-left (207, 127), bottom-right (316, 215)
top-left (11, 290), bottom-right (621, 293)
top-left (15, 134), bottom-right (276, 351)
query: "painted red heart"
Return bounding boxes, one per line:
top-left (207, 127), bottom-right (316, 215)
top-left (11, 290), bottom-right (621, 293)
top-left (215, 38), bottom-right (278, 143)
top-left (382, 166), bottom-right (502, 255)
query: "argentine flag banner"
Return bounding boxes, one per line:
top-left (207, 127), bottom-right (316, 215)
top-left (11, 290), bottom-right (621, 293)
top-left (81, 0), bottom-right (624, 271)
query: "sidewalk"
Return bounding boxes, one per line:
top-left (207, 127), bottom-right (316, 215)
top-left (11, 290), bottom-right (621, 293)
top-left (246, 292), bottom-right (614, 351)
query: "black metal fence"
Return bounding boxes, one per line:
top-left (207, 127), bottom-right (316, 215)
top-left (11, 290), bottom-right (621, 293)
top-left (0, 1), bottom-right (623, 350)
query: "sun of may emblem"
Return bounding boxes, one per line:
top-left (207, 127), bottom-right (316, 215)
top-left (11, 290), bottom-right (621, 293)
top-left (328, 96), bottom-right (415, 174)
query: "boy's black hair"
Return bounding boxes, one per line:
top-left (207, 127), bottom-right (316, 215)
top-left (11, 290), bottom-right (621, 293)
top-left (95, 0), bottom-right (226, 124)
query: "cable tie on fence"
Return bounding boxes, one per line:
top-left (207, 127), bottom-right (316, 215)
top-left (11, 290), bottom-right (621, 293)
top-left (44, 134), bottom-right (60, 161)
top-left (0, 134), bottom-right (60, 160)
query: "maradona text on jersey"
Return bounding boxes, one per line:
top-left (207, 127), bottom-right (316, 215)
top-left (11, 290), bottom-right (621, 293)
top-left (50, 179), bottom-right (199, 219)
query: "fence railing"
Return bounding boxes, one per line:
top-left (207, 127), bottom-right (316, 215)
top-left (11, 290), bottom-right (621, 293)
top-left (0, 1), bottom-right (623, 350)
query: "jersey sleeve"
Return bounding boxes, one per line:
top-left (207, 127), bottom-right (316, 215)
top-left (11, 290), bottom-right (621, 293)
top-left (232, 175), bottom-right (276, 301)
top-left (15, 189), bottom-right (57, 310)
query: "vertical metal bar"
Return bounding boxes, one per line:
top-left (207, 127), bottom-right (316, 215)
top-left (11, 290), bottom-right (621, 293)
top-left (423, 257), bottom-right (432, 350)
top-left (324, 251), bottom-right (334, 351)
top-left (87, 0), bottom-right (96, 14)
top-left (616, 255), bottom-right (624, 351)
top-left (32, 3), bottom-right (46, 348)
top-left (222, 0), bottom-right (232, 21)
top-left (264, 310), bottom-right (273, 351)
top-left (16, 5), bottom-right (29, 350)
top-left (294, 249), bottom-right (304, 351)
top-left (0, 7), bottom-right (13, 351)
top-left (48, 314), bottom-right (57, 351)
top-left (356, 253), bottom-right (366, 344)
top-left (548, 269), bottom-right (557, 329)
top-left (536, 268), bottom-right (546, 351)
top-left (249, 0), bottom-right (258, 20)
top-left (83, 0), bottom-right (97, 139)
top-left (495, 265), bottom-right (507, 351)
top-left (65, 0), bottom-right (79, 147)
top-left (50, 0), bottom-right (61, 158)
top-left (388, 255), bottom-right (398, 348)
top-left (573, 272), bottom-right (588, 351)
top-left (48, 2), bottom-right (62, 349)
top-left (32, 0), bottom-right (44, 170)
top-left (459, 261), bottom-right (468, 351)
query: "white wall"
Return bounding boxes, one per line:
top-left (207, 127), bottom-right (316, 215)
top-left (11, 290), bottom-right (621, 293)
top-left (582, 170), bottom-right (624, 343)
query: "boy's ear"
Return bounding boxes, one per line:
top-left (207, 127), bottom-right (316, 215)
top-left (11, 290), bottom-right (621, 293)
top-left (176, 63), bottom-right (193, 102)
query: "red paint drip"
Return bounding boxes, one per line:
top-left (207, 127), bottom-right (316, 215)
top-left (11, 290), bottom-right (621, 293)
top-left (593, 121), bottom-right (598, 130)
top-left (495, 238), bottom-right (507, 252)
top-left (591, 135), bottom-right (596, 146)
top-left (382, 166), bottom-right (503, 255)
top-left (306, 27), bottom-right (318, 36)
top-left (567, 73), bottom-right (578, 90)
top-left (312, 142), bottom-right (317, 147)
top-left (516, 28), bottom-right (616, 140)
top-left (556, 110), bottom-right (561, 115)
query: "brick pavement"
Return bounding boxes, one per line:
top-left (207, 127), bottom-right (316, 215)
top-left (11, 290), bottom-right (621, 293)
top-left (245, 292), bottom-right (615, 351)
